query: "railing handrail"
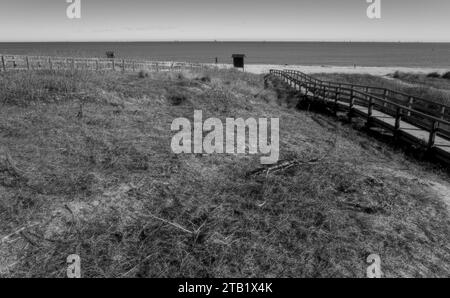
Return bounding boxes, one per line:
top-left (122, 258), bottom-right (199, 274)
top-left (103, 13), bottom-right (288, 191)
top-left (269, 69), bottom-right (450, 129)
top-left (280, 69), bottom-right (450, 112)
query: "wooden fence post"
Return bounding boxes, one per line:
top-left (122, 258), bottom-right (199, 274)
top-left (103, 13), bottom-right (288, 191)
top-left (26, 56), bottom-right (30, 70)
top-left (96, 59), bottom-right (99, 71)
top-left (1, 56), bottom-right (6, 72)
top-left (122, 59), bottom-right (125, 72)
top-left (49, 58), bottom-right (53, 70)
top-left (440, 106), bottom-right (446, 120)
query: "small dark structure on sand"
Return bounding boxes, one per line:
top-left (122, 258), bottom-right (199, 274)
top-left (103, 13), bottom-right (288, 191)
top-left (106, 51), bottom-right (115, 59)
top-left (232, 54), bottom-right (245, 69)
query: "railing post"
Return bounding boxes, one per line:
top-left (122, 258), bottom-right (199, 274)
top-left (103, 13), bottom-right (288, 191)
top-left (395, 107), bottom-right (401, 131)
top-left (49, 58), bottom-right (53, 70)
top-left (313, 83), bottom-right (317, 99)
top-left (383, 89), bottom-right (388, 108)
top-left (26, 56), bottom-right (30, 70)
top-left (334, 86), bottom-right (339, 114)
top-left (440, 106), bottom-right (446, 120)
top-left (393, 106), bottom-right (402, 141)
top-left (96, 59), bottom-right (99, 71)
top-left (350, 88), bottom-right (354, 107)
top-left (407, 96), bottom-right (414, 117)
top-left (348, 88), bottom-right (354, 122)
top-left (428, 121), bottom-right (439, 150)
top-left (367, 96), bottom-right (373, 127)
top-left (112, 59), bottom-right (116, 71)
top-left (122, 59), bottom-right (126, 72)
top-left (364, 86), bottom-right (369, 103)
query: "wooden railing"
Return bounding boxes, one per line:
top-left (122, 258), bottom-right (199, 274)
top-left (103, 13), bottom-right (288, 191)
top-left (269, 69), bottom-right (450, 150)
top-left (0, 54), bottom-right (213, 73)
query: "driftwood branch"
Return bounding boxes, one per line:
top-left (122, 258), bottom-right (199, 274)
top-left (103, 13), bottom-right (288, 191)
top-left (0, 222), bottom-right (39, 244)
top-left (144, 213), bottom-right (193, 234)
top-left (247, 115), bottom-right (338, 177)
top-left (246, 157), bottom-right (322, 177)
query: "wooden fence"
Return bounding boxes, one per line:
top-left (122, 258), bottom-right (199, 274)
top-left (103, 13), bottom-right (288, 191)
top-left (268, 69), bottom-right (450, 163)
top-left (0, 54), bottom-right (214, 73)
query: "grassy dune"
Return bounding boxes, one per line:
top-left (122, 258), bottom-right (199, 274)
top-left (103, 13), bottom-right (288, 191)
top-left (0, 69), bottom-right (449, 277)
top-left (392, 72), bottom-right (450, 91)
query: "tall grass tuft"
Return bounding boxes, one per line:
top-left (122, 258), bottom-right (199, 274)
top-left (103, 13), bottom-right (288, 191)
top-left (138, 69), bottom-right (150, 78)
top-left (426, 72), bottom-right (441, 78)
top-left (442, 72), bottom-right (450, 80)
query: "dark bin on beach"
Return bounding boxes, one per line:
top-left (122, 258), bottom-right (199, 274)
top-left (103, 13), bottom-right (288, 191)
top-left (232, 54), bottom-right (245, 68)
top-left (106, 51), bottom-right (115, 59)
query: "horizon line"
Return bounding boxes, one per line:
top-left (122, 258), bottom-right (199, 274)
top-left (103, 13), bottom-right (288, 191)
top-left (1, 40), bottom-right (450, 43)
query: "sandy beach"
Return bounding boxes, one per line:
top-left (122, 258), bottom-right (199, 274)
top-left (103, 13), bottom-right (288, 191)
top-left (236, 64), bottom-right (450, 76)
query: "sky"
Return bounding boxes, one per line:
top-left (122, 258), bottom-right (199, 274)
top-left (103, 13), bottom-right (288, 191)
top-left (0, 0), bottom-right (449, 42)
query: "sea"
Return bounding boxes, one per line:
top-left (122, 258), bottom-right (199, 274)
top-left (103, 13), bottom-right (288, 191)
top-left (0, 42), bottom-right (449, 68)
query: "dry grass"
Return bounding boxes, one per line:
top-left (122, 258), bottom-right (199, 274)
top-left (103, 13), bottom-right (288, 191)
top-left (0, 69), bottom-right (449, 277)
top-left (393, 71), bottom-right (450, 91)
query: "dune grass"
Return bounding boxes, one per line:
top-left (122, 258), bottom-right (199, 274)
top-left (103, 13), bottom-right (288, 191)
top-left (394, 71), bottom-right (450, 90)
top-left (442, 72), bottom-right (450, 80)
top-left (0, 69), bottom-right (449, 277)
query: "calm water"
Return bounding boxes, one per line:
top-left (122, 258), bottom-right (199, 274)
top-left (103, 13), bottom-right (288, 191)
top-left (0, 42), bottom-right (449, 68)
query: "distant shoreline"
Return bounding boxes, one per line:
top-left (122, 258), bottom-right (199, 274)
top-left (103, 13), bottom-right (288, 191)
top-left (1, 41), bottom-right (450, 43)
top-left (219, 64), bottom-right (449, 76)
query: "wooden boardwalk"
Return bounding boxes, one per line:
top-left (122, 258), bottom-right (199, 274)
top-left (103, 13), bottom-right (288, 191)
top-left (268, 69), bottom-right (450, 165)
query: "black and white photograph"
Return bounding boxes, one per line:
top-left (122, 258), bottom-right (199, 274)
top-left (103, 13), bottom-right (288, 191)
top-left (0, 0), bottom-right (449, 284)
